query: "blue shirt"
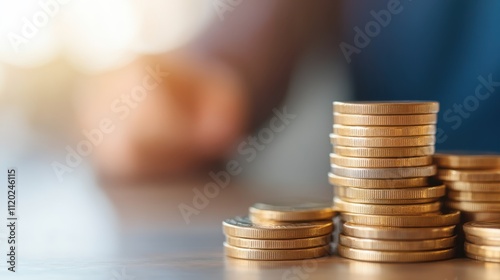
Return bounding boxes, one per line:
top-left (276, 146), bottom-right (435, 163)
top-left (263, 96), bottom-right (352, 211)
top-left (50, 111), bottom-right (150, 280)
top-left (341, 0), bottom-right (500, 152)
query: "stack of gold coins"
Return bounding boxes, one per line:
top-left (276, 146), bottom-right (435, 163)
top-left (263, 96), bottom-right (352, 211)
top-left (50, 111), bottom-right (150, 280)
top-left (463, 221), bottom-right (500, 262)
top-left (434, 153), bottom-right (500, 222)
top-left (222, 203), bottom-right (334, 260)
top-left (330, 101), bottom-right (458, 262)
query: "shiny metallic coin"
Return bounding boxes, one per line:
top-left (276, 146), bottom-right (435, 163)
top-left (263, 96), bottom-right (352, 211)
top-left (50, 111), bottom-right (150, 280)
top-left (447, 191), bottom-right (500, 202)
top-left (434, 153), bottom-right (500, 169)
top-left (438, 169), bottom-right (500, 182)
top-left (330, 134), bottom-right (436, 148)
top-left (339, 234), bottom-right (456, 251)
top-left (465, 234), bottom-right (500, 246)
top-left (224, 243), bottom-right (330, 260)
top-left (337, 245), bottom-right (455, 263)
top-left (222, 217), bottom-right (333, 239)
top-left (341, 211), bottom-right (460, 227)
top-left (463, 221), bottom-right (500, 238)
top-left (342, 223), bottom-right (456, 240)
top-left (444, 181), bottom-right (500, 192)
top-left (333, 101), bottom-right (439, 115)
top-left (333, 145), bottom-right (435, 158)
top-left (225, 234), bottom-right (332, 249)
top-left (464, 242), bottom-right (500, 261)
top-left (335, 196), bottom-right (437, 205)
top-left (248, 203), bottom-right (334, 222)
top-left (330, 154), bottom-right (433, 168)
top-left (334, 185), bottom-right (445, 200)
top-left (333, 124), bottom-right (436, 137)
top-left (334, 113), bottom-right (437, 126)
top-left (331, 164), bottom-right (437, 179)
top-left (447, 201), bottom-right (500, 212)
top-left (334, 198), bottom-right (440, 215)
top-left (328, 173), bottom-right (428, 189)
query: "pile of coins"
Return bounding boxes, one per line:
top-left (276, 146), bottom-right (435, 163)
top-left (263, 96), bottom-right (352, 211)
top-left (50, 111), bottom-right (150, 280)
top-left (222, 203), bottom-right (334, 260)
top-left (435, 154), bottom-right (500, 222)
top-left (463, 221), bottom-right (500, 262)
top-left (330, 101), bottom-right (459, 262)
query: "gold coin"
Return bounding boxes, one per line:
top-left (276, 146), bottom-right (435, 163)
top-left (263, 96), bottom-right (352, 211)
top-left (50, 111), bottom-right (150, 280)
top-left (222, 217), bottom-right (333, 239)
top-left (461, 212), bottom-right (500, 222)
top-left (337, 245), bottom-right (454, 263)
top-left (331, 134), bottom-right (436, 147)
top-left (225, 234), bottom-right (332, 249)
top-left (334, 198), bottom-right (440, 215)
top-left (333, 101), bottom-right (439, 115)
top-left (342, 223), bottom-right (456, 240)
top-left (335, 185), bottom-right (445, 200)
top-left (463, 221), bottom-right (500, 238)
top-left (248, 203), bottom-right (334, 222)
top-left (466, 234), bottom-right (500, 246)
top-left (438, 169), bottom-right (500, 182)
top-left (333, 124), bottom-right (436, 137)
top-left (465, 252), bottom-right (500, 263)
top-left (447, 191), bottom-right (500, 202)
top-left (446, 201), bottom-right (500, 212)
top-left (329, 173), bottom-right (428, 189)
top-left (444, 181), bottom-right (500, 192)
top-left (336, 196), bottom-right (437, 205)
top-left (341, 211), bottom-right (460, 227)
top-left (224, 243), bottom-right (330, 260)
top-left (331, 164), bottom-right (437, 179)
top-left (333, 113), bottom-right (437, 126)
top-left (339, 234), bottom-right (456, 251)
top-left (434, 153), bottom-right (500, 169)
top-left (333, 145), bottom-right (435, 158)
top-left (330, 154), bottom-right (433, 168)
top-left (464, 242), bottom-right (500, 260)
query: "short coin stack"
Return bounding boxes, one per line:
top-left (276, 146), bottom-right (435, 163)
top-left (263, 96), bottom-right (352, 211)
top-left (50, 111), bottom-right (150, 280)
top-left (463, 221), bottom-right (500, 262)
top-left (223, 203), bottom-right (334, 260)
top-left (330, 101), bottom-right (458, 262)
top-left (434, 154), bottom-right (500, 222)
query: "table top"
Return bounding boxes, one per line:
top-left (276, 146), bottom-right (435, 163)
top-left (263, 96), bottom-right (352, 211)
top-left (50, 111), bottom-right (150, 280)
top-left (3, 178), bottom-right (500, 280)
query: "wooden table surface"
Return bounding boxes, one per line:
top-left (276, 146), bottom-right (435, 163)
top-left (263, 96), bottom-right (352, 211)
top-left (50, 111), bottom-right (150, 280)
top-left (4, 179), bottom-right (500, 280)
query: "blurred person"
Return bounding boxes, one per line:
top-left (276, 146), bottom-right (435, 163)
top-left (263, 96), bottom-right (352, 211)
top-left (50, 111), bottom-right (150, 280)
top-left (80, 0), bottom-right (500, 182)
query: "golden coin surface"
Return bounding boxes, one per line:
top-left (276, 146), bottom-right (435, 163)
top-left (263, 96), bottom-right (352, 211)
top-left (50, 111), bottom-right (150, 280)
top-left (339, 234), bottom-right (456, 251)
top-left (342, 223), bottom-right (456, 240)
top-left (461, 212), bottom-right (500, 222)
top-left (447, 201), bottom-right (500, 212)
top-left (248, 203), bottom-right (334, 222)
top-left (224, 243), bottom-right (330, 260)
top-left (333, 145), bottom-right (435, 158)
top-left (336, 196), bottom-right (437, 205)
top-left (445, 181), bottom-right (500, 192)
top-left (333, 113), bottom-right (437, 126)
top-left (330, 154), bottom-right (433, 168)
top-left (464, 242), bottom-right (500, 260)
top-left (330, 134), bottom-right (436, 148)
top-left (465, 252), bottom-right (500, 263)
top-left (447, 191), bottom-right (500, 202)
top-left (335, 185), bottom-right (445, 200)
top-left (333, 101), bottom-right (439, 115)
top-left (333, 124), bottom-right (436, 137)
top-left (225, 235), bottom-right (332, 249)
top-left (463, 221), bottom-right (500, 238)
top-left (222, 217), bottom-right (333, 239)
top-left (438, 169), bottom-right (500, 182)
top-left (331, 164), bottom-right (437, 179)
top-left (337, 245), bottom-right (454, 263)
top-left (465, 234), bottom-right (500, 246)
top-left (434, 153), bottom-right (500, 169)
top-left (334, 198), bottom-right (440, 215)
top-left (341, 211), bottom-right (460, 227)
top-left (329, 173), bottom-right (428, 189)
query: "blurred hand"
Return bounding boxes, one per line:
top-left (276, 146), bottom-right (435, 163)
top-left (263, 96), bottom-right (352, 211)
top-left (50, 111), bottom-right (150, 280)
top-left (78, 51), bottom-right (250, 182)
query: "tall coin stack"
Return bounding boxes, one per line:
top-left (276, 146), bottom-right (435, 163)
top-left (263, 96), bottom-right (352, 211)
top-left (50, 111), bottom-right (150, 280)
top-left (463, 221), bottom-right (500, 262)
top-left (223, 203), bottom-right (334, 260)
top-left (434, 154), bottom-right (500, 222)
top-left (330, 101), bottom-right (459, 262)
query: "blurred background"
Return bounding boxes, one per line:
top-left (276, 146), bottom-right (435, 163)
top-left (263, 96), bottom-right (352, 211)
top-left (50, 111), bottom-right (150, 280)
top-left (0, 0), bottom-right (344, 274)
